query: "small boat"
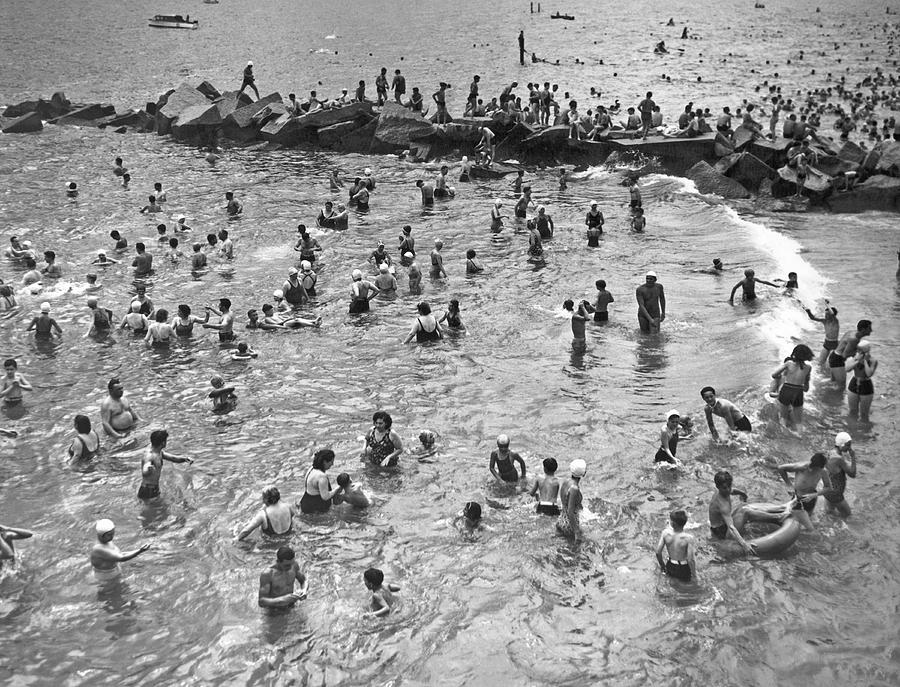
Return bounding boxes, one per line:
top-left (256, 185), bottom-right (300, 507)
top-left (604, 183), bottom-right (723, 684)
top-left (148, 15), bottom-right (199, 29)
top-left (550, 12), bottom-right (575, 20)
top-left (203, 0), bottom-right (219, 4)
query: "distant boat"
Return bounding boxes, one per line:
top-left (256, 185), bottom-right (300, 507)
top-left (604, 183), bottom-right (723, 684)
top-left (203, 0), bottom-right (219, 4)
top-left (148, 15), bottom-right (199, 29)
top-left (550, 12), bottom-right (575, 20)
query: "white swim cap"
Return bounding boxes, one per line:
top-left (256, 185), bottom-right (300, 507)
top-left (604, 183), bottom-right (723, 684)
top-left (570, 459), bottom-right (587, 477)
top-left (272, 289), bottom-right (284, 298)
top-left (22, 240), bottom-right (32, 248)
top-left (857, 340), bottom-right (871, 352)
top-left (352, 269), bottom-right (362, 279)
top-left (97, 249), bottom-right (106, 255)
top-left (130, 301), bottom-right (141, 312)
top-left (667, 409), bottom-right (681, 420)
top-left (288, 266), bottom-right (298, 276)
top-left (95, 519), bottom-right (115, 535)
top-left (537, 205), bottom-right (545, 212)
top-left (247, 61), bottom-right (253, 66)
top-left (494, 199), bottom-right (502, 206)
top-left (40, 302), bottom-right (51, 313)
top-left (364, 168), bottom-right (372, 175)
top-left (300, 260), bottom-right (312, 270)
top-left (176, 215), bottom-right (186, 222)
top-left (646, 271), bottom-right (658, 278)
top-left (462, 156), bottom-right (468, 162)
top-left (403, 252), bottom-right (414, 259)
top-left (835, 431), bottom-right (852, 447)
top-left (590, 200), bottom-right (598, 206)
top-left (496, 434), bottom-right (510, 446)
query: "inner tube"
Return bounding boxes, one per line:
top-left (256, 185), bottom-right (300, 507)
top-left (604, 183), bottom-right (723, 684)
top-left (733, 502), bottom-right (802, 555)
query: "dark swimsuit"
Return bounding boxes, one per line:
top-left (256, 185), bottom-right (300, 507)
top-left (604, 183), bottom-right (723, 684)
top-left (415, 317), bottom-right (441, 343)
top-left (709, 523), bottom-right (728, 539)
top-left (302, 273), bottom-right (317, 297)
top-left (299, 469), bottom-right (333, 513)
top-left (284, 280), bottom-right (305, 305)
top-left (493, 451), bottom-right (519, 482)
top-left (825, 468), bottom-right (847, 504)
top-left (828, 351), bottom-right (845, 368)
top-left (848, 360), bottom-right (873, 395)
top-left (175, 319), bottom-right (194, 336)
top-left (260, 506), bottom-right (292, 535)
top-left (654, 431), bottom-right (678, 464)
top-left (366, 430), bottom-right (399, 466)
top-left (777, 383), bottom-right (804, 407)
top-left (792, 492), bottom-right (817, 514)
top-left (536, 503), bottom-right (561, 516)
top-left (69, 433), bottom-right (99, 460)
top-left (665, 559), bottom-right (692, 581)
top-left (445, 313), bottom-right (462, 328)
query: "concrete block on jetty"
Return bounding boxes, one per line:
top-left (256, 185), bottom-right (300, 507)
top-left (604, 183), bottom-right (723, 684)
top-left (196, 80), bottom-right (221, 101)
top-left (2, 92), bottom-right (69, 119)
top-left (874, 140), bottom-right (900, 176)
top-left (715, 152), bottom-right (778, 193)
top-left (605, 133), bottom-right (718, 169)
top-left (296, 101), bottom-right (375, 130)
top-left (824, 174), bottom-right (900, 213)
top-left (53, 103), bottom-right (116, 125)
top-left (686, 160), bottom-right (751, 198)
top-left (171, 102), bottom-right (224, 142)
top-left (156, 83), bottom-right (209, 135)
top-left (1, 111), bottom-right (43, 134)
top-left (372, 102), bottom-right (439, 153)
top-left (259, 113), bottom-right (307, 146)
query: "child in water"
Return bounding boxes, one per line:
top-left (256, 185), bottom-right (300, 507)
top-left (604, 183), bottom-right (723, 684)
top-left (364, 567), bottom-right (401, 618)
top-left (336, 473), bottom-right (371, 508)
top-left (208, 376), bottom-right (237, 412)
top-left (231, 342), bottom-right (257, 361)
top-left (530, 458), bottom-right (561, 515)
top-left (655, 509), bottom-right (696, 582)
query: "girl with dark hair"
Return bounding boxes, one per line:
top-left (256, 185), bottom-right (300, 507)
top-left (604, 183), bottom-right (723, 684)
top-left (299, 449), bottom-right (343, 513)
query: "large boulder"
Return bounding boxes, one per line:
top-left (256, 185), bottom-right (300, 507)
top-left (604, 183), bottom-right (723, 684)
top-left (258, 113), bottom-right (306, 146)
top-left (196, 81), bottom-right (221, 101)
top-left (717, 152), bottom-right (777, 192)
top-left (438, 122), bottom-right (485, 143)
top-left (685, 160), bottom-right (751, 198)
top-left (874, 140), bottom-right (900, 176)
top-left (731, 125), bottom-right (757, 151)
top-left (746, 136), bottom-right (794, 167)
top-left (372, 102), bottom-right (438, 151)
top-left (3, 100), bottom-right (40, 118)
top-left (156, 83), bottom-right (209, 135)
top-left (296, 101), bottom-right (375, 129)
top-left (825, 174), bottom-right (900, 212)
top-left (837, 140), bottom-right (865, 164)
top-left (494, 122), bottom-right (538, 160)
top-left (53, 103), bottom-right (116, 125)
top-left (317, 120), bottom-right (368, 148)
top-left (103, 110), bottom-right (144, 128)
top-left (772, 164), bottom-right (831, 197)
top-left (1, 111), bottom-right (43, 133)
top-left (326, 117), bottom-right (378, 153)
top-left (4, 92), bottom-right (71, 120)
top-left (221, 92), bottom-right (283, 141)
top-left (250, 102), bottom-right (286, 128)
top-left (171, 102), bottom-right (223, 142)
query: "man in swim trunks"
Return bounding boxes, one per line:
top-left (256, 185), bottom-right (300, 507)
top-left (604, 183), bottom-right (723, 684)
top-left (202, 298), bottom-right (236, 342)
top-left (138, 429), bottom-right (193, 500)
top-left (707, 471), bottom-right (756, 554)
top-left (132, 243), bottom-right (153, 277)
top-left (258, 546), bottom-right (309, 608)
top-left (700, 386), bottom-right (751, 441)
top-left (564, 299), bottom-right (593, 350)
top-left (529, 457), bottom-right (560, 515)
top-left (100, 377), bottom-right (141, 438)
top-left (489, 434), bottom-right (526, 484)
top-left (805, 302), bottom-right (839, 366)
top-left (828, 319), bottom-right (872, 387)
top-left (656, 510), bottom-right (696, 581)
top-left (636, 271), bottom-right (665, 333)
top-left (728, 268), bottom-right (778, 304)
top-left (638, 91), bottom-right (656, 140)
top-left (776, 452), bottom-right (833, 531)
top-left (90, 519), bottom-right (150, 581)
top-left (824, 431), bottom-right (857, 518)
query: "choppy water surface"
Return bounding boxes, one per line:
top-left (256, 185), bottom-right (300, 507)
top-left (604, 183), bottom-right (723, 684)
top-left (1, 1), bottom-right (899, 685)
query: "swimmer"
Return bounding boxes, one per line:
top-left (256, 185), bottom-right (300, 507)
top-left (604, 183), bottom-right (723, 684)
top-left (363, 411), bottom-right (403, 467)
top-left (465, 249), bottom-right (483, 274)
top-left (398, 226), bottom-right (415, 259)
top-left (236, 486), bottom-right (295, 540)
top-left (132, 284), bottom-right (154, 316)
top-left (824, 432), bottom-right (857, 518)
top-left (847, 340), bottom-right (877, 422)
top-left (585, 201), bottom-right (604, 245)
top-left (529, 457), bottom-right (561, 515)
top-left (121, 173), bottom-right (131, 188)
top-left (556, 459), bottom-right (586, 541)
top-left (335, 473), bottom-right (371, 508)
top-left (629, 179), bottom-right (642, 208)
top-left (407, 256), bottom-right (422, 293)
top-left (490, 200), bottom-right (506, 233)
top-left (728, 268), bottom-right (778, 304)
top-left (132, 243), bottom-right (153, 277)
top-left (364, 567), bottom-right (401, 618)
top-left (592, 280), bottom-right (614, 322)
top-left (489, 434), bottom-right (526, 484)
top-left (191, 243), bottom-right (207, 271)
top-left (0, 523), bottom-right (34, 570)
top-left (258, 546), bottom-right (309, 608)
top-left (259, 304), bottom-right (321, 329)
top-left (152, 182), bottom-right (167, 203)
top-left (120, 301), bottom-right (149, 334)
top-left (225, 191), bottom-right (243, 216)
top-left (174, 215), bottom-right (191, 232)
top-left (535, 206), bottom-right (554, 239)
top-left (636, 271), bottom-right (665, 332)
top-left (458, 501), bottom-right (482, 530)
top-left (21, 257), bottom-right (42, 286)
top-left (349, 270), bottom-right (379, 314)
top-left (416, 430), bottom-right (437, 461)
top-left (429, 240), bottom-right (447, 279)
top-left (26, 302), bottom-right (62, 338)
top-left (0, 285), bottom-right (17, 311)
top-left (775, 452), bottom-right (833, 531)
top-left (166, 238), bottom-right (183, 263)
top-left (202, 298), bottom-right (236, 342)
top-left (403, 301), bottom-right (442, 343)
top-left (631, 207), bottom-right (646, 232)
top-left (805, 302), bottom-right (839, 366)
top-left (85, 297), bottom-right (115, 337)
top-left (439, 299), bottom-right (465, 331)
top-left (416, 178), bottom-right (435, 205)
top-left (113, 157), bottom-right (127, 177)
top-left (434, 165), bottom-right (452, 199)
top-left (218, 230), bottom-right (234, 260)
top-left (90, 519), bottom-right (150, 581)
top-left (332, 203), bottom-right (349, 230)
top-left (1, 359), bottom-right (33, 406)
top-left (654, 409), bottom-right (685, 465)
top-left (110, 230), bottom-right (128, 251)
top-left (68, 414), bottom-right (100, 461)
top-left (459, 156), bottom-right (472, 182)
top-left (66, 182), bottom-right (78, 198)
top-left (700, 386), bottom-right (752, 441)
top-left (564, 299), bottom-right (593, 349)
top-left (771, 344), bottom-right (814, 427)
top-left (374, 263), bottom-right (398, 293)
top-left (100, 377), bottom-right (142, 438)
top-left (41, 250), bottom-right (62, 278)
top-left (231, 342), bottom-right (258, 360)
top-left (138, 429), bottom-right (193, 500)
top-left (707, 471), bottom-right (756, 554)
top-left (92, 250), bottom-right (120, 267)
top-left (558, 167), bottom-right (568, 190)
top-left (139, 195), bottom-right (162, 214)
top-left (369, 241), bottom-right (392, 269)
top-left (829, 319), bottom-right (872, 387)
top-left (655, 509), bottom-right (696, 581)
top-left (328, 169), bottom-right (344, 190)
top-left (145, 309), bottom-right (175, 347)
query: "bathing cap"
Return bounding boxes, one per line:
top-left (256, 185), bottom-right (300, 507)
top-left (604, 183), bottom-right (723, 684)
top-left (496, 433), bottom-right (510, 446)
top-left (247, 61), bottom-right (253, 66)
top-left (646, 271), bottom-right (658, 278)
top-left (40, 302), bottom-right (51, 313)
top-left (494, 199), bottom-right (502, 206)
top-left (537, 205), bottom-right (545, 212)
top-left (834, 431), bottom-right (852, 447)
top-left (570, 459), bottom-right (587, 477)
top-left (667, 409), bottom-right (681, 420)
top-left (272, 289), bottom-right (283, 299)
top-left (87, 297), bottom-right (98, 306)
top-left (857, 340), bottom-right (870, 352)
top-left (379, 263), bottom-right (389, 272)
top-left (288, 266), bottom-right (298, 276)
top-left (590, 200), bottom-right (598, 206)
top-left (352, 269), bottom-right (362, 279)
top-left (95, 519), bottom-right (115, 535)
top-left (364, 168), bottom-right (371, 175)
top-left (300, 260), bottom-right (311, 270)
top-left (403, 252), bottom-right (414, 259)
top-left (97, 249), bottom-right (106, 255)
top-left (176, 215), bottom-right (186, 222)
top-left (130, 301), bottom-right (141, 312)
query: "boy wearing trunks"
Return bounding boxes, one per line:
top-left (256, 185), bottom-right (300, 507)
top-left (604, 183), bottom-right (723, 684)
top-left (707, 471), bottom-right (756, 554)
top-left (593, 280), bottom-right (614, 322)
top-left (529, 457), bottom-right (561, 515)
top-left (776, 453), bottom-right (833, 531)
top-left (636, 271), bottom-right (665, 333)
top-left (771, 344), bottom-right (814, 427)
top-left (364, 567), bottom-right (401, 618)
top-left (700, 386), bottom-right (751, 440)
top-left (258, 546), bottom-right (308, 608)
top-left (728, 268), bottom-right (777, 303)
top-left (489, 434), bottom-right (526, 484)
top-left (138, 429), bottom-right (193, 500)
top-left (805, 303), bottom-right (839, 366)
top-left (656, 510), bottom-right (696, 581)
top-left (1, 359), bottom-right (33, 407)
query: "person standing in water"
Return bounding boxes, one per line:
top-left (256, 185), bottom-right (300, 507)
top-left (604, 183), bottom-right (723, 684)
top-left (138, 429), bottom-right (193, 500)
top-left (489, 434), bottom-right (526, 484)
top-left (707, 471), bottom-right (756, 554)
top-left (556, 459), bottom-right (585, 541)
top-left (363, 411), bottom-right (404, 467)
top-left (654, 409), bottom-right (685, 465)
top-left (100, 377), bottom-right (141, 438)
top-left (828, 319), bottom-right (872, 388)
top-left (728, 268), bottom-right (778, 304)
top-left (237, 486), bottom-right (296, 540)
top-left (564, 299), bottom-right (593, 350)
top-left (824, 431), bottom-right (857, 518)
top-left (846, 340), bottom-right (877, 422)
top-left (805, 302), bottom-right (839, 366)
top-left (700, 386), bottom-right (752, 440)
top-left (258, 546), bottom-right (309, 608)
top-left (655, 509), bottom-right (696, 581)
top-left (771, 344), bottom-right (814, 428)
top-left (90, 519), bottom-right (150, 581)
top-left (530, 457), bottom-right (561, 515)
top-left (636, 271), bottom-right (665, 333)
top-left (776, 452), bottom-right (833, 531)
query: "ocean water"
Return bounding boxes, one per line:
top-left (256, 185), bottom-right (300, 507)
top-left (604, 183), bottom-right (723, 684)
top-left (1, 1), bottom-right (899, 685)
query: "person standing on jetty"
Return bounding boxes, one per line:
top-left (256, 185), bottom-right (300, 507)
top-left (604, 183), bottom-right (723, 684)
top-left (638, 92), bottom-right (656, 140)
top-left (433, 83), bottom-right (451, 124)
top-left (636, 271), bottom-right (665, 333)
top-left (518, 31), bottom-right (525, 65)
top-left (239, 61), bottom-right (259, 100)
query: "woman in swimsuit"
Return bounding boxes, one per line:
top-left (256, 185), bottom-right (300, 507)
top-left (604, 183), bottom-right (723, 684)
top-left (236, 486), bottom-right (296, 539)
top-left (120, 302), bottom-right (149, 334)
top-left (465, 249), bottom-right (484, 274)
top-left (527, 221), bottom-right (544, 262)
top-left (145, 309), bottom-right (175, 347)
top-left (490, 200), bottom-right (505, 233)
top-left (585, 202), bottom-right (604, 247)
top-left (0, 285), bottom-right (17, 311)
top-left (403, 301), bottom-right (443, 344)
top-left (847, 340), bottom-right (877, 422)
top-left (439, 299), bottom-right (465, 332)
top-left (299, 449), bottom-right (344, 513)
top-left (556, 459), bottom-right (586, 540)
top-left (363, 411), bottom-right (403, 467)
top-left (174, 304), bottom-right (207, 336)
top-left (300, 261), bottom-right (317, 297)
top-left (68, 414), bottom-right (100, 461)
top-left (654, 410), bottom-right (683, 465)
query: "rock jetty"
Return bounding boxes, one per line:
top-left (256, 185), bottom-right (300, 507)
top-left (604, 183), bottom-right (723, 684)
top-left (3, 81), bottom-right (900, 213)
